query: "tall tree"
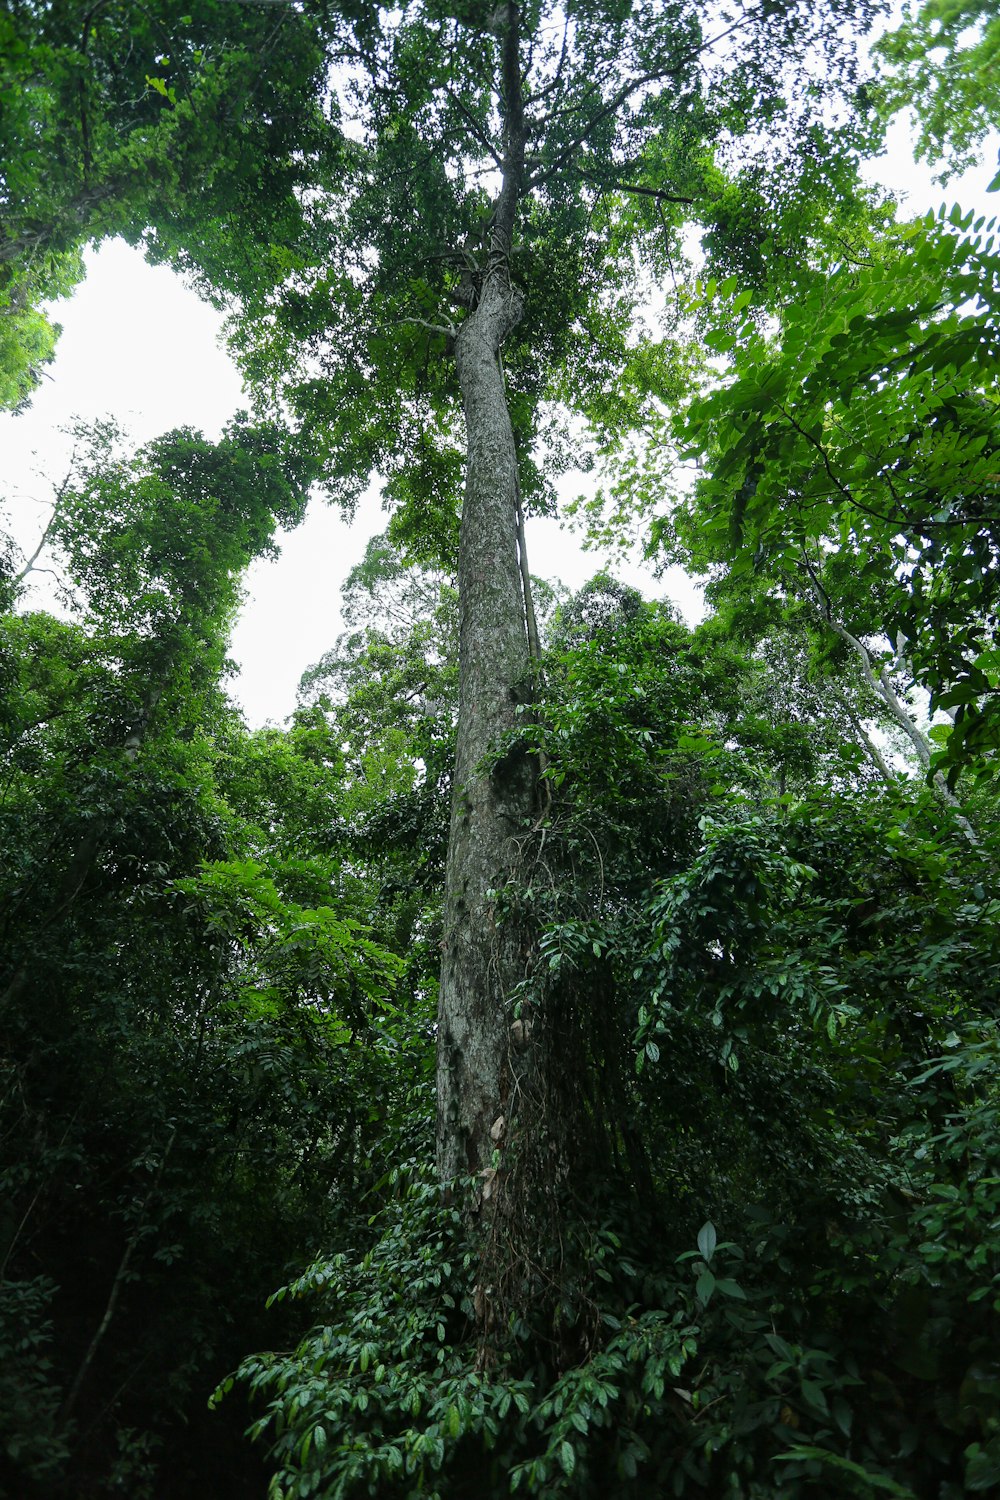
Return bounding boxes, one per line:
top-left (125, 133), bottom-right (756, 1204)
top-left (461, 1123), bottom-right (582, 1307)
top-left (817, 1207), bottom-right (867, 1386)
top-left (223, 0), bottom-right (884, 1204)
top-left (7, 6), bottom-right (1000, 1492)
top-left (5, 0), bottom-right (888, 1193)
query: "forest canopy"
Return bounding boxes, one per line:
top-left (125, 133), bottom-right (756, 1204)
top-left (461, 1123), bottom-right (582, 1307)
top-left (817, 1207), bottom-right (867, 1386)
top-left (1, 1), bottom-right (999, 1497)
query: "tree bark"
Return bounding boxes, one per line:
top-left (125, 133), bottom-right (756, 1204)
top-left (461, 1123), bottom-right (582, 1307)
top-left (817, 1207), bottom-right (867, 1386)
top-left (436, 259), bottom-right (535, 1184)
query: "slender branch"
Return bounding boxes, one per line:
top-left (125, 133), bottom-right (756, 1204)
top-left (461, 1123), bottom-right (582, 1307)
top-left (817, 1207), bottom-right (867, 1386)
top-left (76, 1352), bottom-right (154, 1449)
top-left (776, 405), bottom-right (925, 532)
top-left (513, 472), bottom-right (541, 662)
top-left (527, 68), bottom-right (671, 190)
top-left (531, 72), bottom-right (607, 129)
top-left (841, 623), bottom-right (932, 766)
top-left (13, 470), bottom-right (74, 588)
top-left (658, 199), bottom-right (679, 290)
top-left (527, 5), bottom-right (767, 191)
top-left (398, 314), bottom-right (457, 340)
top-left (579, 173), bottom-right (693, 204)
top-left (0, 1107), bottom-right (84, 1283)
top-left (776, 404), bottom-right (867, 512)
top-left (445, 85), bottom-right (504, 168)
top-left (525, 15), bottom-right (571, 105)
top-left (829, 684), bottom-right (895, 784)
top-left (523, 21), bottom-right (537, 84)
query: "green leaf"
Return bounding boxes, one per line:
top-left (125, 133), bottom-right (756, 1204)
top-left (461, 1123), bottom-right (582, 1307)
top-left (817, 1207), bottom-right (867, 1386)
top-left (800, 1378), bottom-right (829, 1414)
top-left (696, 1269), bottom-right (716, 1305)
top-left (705, 329), bottom-right (737, 355)
top-left (776, 1447), bottom-right (917, 1497)
top-left (697, 1221), bottom-right (717, 1263)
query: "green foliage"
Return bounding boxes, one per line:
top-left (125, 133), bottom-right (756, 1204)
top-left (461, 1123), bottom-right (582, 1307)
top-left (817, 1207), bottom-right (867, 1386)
top-left (0, 248), bottom-right (83, 410)
top-left (216, 0), bottom-right (886, 543)
top-left (174, 857), bottom-right (405, 1020)
top-left (0, 427), bottom-right (423, 1495)
top-left (230, 1165), bottom-right (713, 1499)
top-left (670, 209), bottom-right (1000, 786)
top-left (227, 573), bottom-right (1000, 1498)
top-left (6, 446), bottom-right (999, 1500)
top-left (0, 0), bottom-right (344, 407)
top-left (0, 1278), bottom-right (68, 1487)
top-left (876, 0), bottom-right (1000, 177)
top-left (4, 5), bottom-right (999, 1498)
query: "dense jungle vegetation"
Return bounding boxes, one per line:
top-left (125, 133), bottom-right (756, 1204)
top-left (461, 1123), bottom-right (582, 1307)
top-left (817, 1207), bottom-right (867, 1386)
top-left (2, 0), bottom-right (999, 1495)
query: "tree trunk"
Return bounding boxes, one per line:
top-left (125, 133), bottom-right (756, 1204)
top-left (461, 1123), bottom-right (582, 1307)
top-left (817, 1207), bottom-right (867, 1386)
top-left (435, 2), bottom-right (537, 1185)
top-left (436, 267), bottom-right (535, 1184)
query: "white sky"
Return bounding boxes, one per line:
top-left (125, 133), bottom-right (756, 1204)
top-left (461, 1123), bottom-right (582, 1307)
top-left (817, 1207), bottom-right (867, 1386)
top-left (2, 123), bottom-right (997, 726)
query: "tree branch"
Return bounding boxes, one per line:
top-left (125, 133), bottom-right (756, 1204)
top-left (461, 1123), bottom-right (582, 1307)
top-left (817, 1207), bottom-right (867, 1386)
top-left (526, 4), bottom-right (768, 191)
top-left (829, 684), bottom-right (896, 784)
top-left (445, 85), bottom-right (504, 168)
top-left (398, 314), bottom-right (457, 340)
top-left (13, 469), bottom-right (74, 589)
top-left (524, 15), bottom-right (571, 106)
top-left (579, 173), bottom-right (693, 204)
top-left (798, 553), bottom-right (979, 843)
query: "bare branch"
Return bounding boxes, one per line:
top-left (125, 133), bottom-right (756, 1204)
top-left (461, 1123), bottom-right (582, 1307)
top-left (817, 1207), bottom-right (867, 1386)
top-left (525, 15), bottom-right (572, 106)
